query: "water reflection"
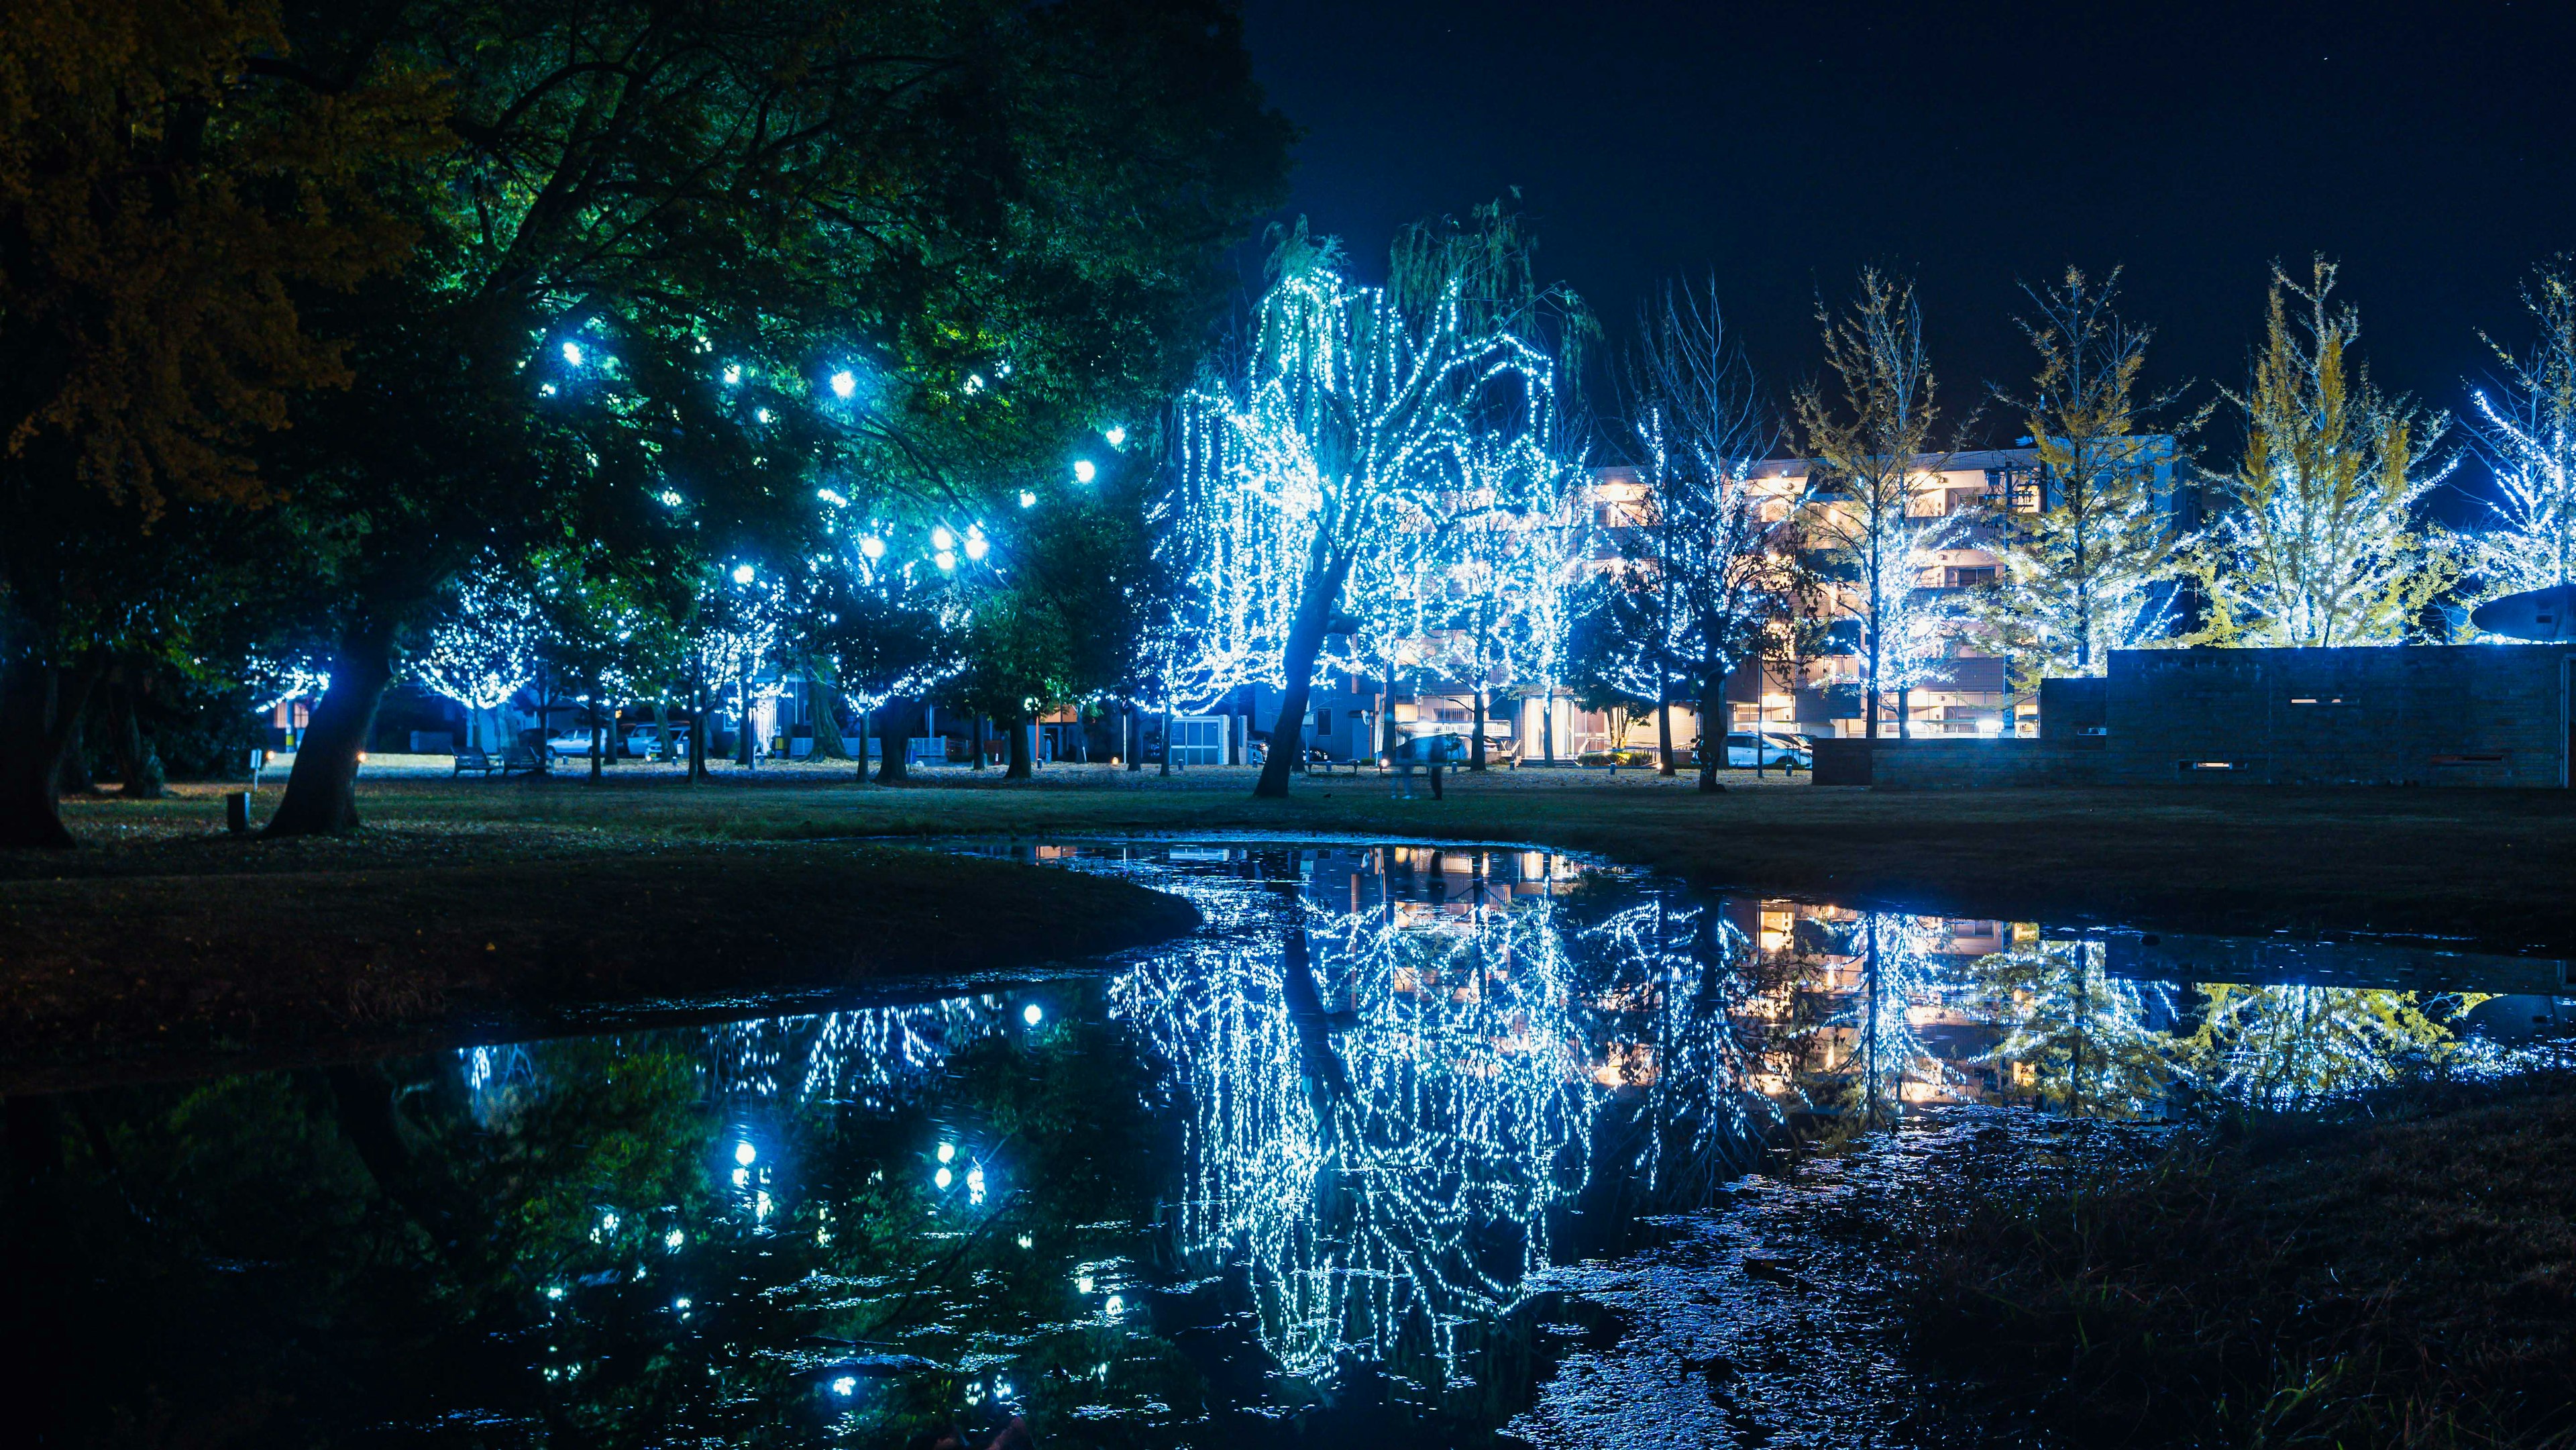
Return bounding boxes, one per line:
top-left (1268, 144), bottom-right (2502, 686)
top-left (4, 841), bottom-right (2567, 1449)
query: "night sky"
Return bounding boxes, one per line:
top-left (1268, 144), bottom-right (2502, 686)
top-left (1239, 0), bottom-right (2576, 479)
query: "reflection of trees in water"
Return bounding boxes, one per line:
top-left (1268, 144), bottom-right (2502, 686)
top-left (700, 995), bottom-right (1016, 1105)
top-left (1111, 865), bottom-right (1781, 1384)
top-left (2180, 984), bottom-right (2475, 1108)
top-left (1970, 940), bottom-right (2177, 1119)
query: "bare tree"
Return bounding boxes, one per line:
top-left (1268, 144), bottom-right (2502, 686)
top-left (1792, 270), bottom-right (1964, 741)
top-left (1625, 277), bottom-right (1807, 791)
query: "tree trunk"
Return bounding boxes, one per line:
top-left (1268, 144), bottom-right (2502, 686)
top-left (1125, 704), bottom-right (1140, 770)
top-left (1254, 549), bottom-right (1356, 799)
top-left (109, 682), bottom-right (165, 799)
top-left (853, 700), bottom-right (871, 782)
top-left (1696, 664), bottom-right (1729, 793)
top-left (687, 671), bottom-right (709, 781)
top-left (1470, 687), bottom-right (1488, 771)
top-left (1005, 707), bottom-right (1033, 779)
top-left (0, 658), bottom-right (103, 849)
top-left (1159, 703), bottom-right (1172, 777)
top-left (809, 678), bottom-right (850, 759)
top-left (1897, 684), bottom-right (1911, 740)
top-left (652, 701), bottom-right (672, 764)
top-left (735, 676), bottom-right (755, 769)
top-left (264, 622), bottom-right (398, 837)
top-left (875, 698), bottom-right (912, 783)
top-left (588, 694), bottom-right (604, 782)
top-left (1656, 664), bottom-right (1675, 776)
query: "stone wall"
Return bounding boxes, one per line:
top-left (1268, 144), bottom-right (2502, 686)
top-left (2101, 645), bottom-right (2571, 787)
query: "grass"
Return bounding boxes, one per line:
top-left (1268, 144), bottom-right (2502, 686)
top-left (1894, 1079), bottom-right (2576, 1447)
top-left (10, 761), bottom-right (2573, 1084)
top-left (0, 812), bottom-right (1196, 1089)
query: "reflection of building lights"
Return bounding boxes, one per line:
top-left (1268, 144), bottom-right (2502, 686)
top-left (966, 1165), bottom-right (985, 1204)
top-left (936, 1142), bottom-right (955, 1163)
top-left (830, 1375), bottom-right (857, 1396)
top-left (735, 1142), bottom-right (757, 1166)
top-left (934, 1166), bottom-right (953, 1190)
top-left (731, 1167), bottom-right (749, 1188)
top-left (754, 1190), bottom-right (771, 1220)
top-left (859, 535), bottom-right (885, 560)
top-left (934, 551), bottom-right (956, 571)
top-left (731, 563), bottom-right (756, 584)
top-left (930, 527), bottom-right (955, 551)
top-left (1023, 1003), bottom-right (1044, 1026)
top-left (666, 1229), bottom-right (686, 1250)
top-left (1075, 1274), bottom-right (1094, 1294)
top-left (1103, 1294), bottom-right (1124, 1316)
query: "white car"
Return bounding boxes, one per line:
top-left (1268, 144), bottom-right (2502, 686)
top-left (547, 729), bottom-right (610, 760)
top-left (1721, 732), bottom-right (1811, 769)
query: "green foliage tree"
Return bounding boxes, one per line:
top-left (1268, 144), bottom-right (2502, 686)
top-left (258, 0), bottom-right (1289, 833)
top-left (0, 0), bottom-right (443, 845)
top-left (2183, 259), bottom-right (2455, 647)
top-left (1978, 268), bottom-right (2202, 686)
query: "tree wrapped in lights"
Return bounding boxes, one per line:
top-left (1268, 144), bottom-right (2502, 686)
top-left (1179, 215), bottom-right (1559, 797)
top-left (2178, 984), bottom-right (2474, 1108)
top-left (1794, 270), bottom-right (1970, 740)
top-left (411, 562), bottom-right (545, 752)
top-left (1978, 268), bottom-right (2200, 683)
top-left (2183, 258), bottom-right (2455, 647)
top-left (2461, 259), bottom-right (2576, 611)
top-left (1622, 276), bottom-right (1807, 788)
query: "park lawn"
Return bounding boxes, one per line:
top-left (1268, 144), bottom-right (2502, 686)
top-left (11, 762), bottom-right (2571, 1082)
top-left (46, 760), bottom-right (2576, 947)
top-left (0, 829), bottom-right (1197, 1089)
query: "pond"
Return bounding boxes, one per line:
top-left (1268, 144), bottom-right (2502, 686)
top-left (7, 839), bottom-right (2570, 1448)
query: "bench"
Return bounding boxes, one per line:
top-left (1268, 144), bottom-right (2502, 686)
top-left (453, 749), bottom-right (502, 777)
top-left (499, 745), bottom-right (547, 776)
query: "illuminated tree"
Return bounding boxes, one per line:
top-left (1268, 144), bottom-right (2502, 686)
top-left (1979, 268), bottom-right (2200, 684)
top-left (1623, 276), bottom-right (1806, 789)
top-left (1181, 215), bottom-right (1560, 798)
top-left (2461, 258), bottom-right (2576, 611)
top-left (411, 562), bottom-right (545, 752)
top-left (2184, 258), bottom-right (2455, 647)
top-left (2180, 984), bottom-right (2473, 1108)
top-left (258, 0), bottom-right (1291, 834)
top-left (1793, 270), bottom-right (1968, 741)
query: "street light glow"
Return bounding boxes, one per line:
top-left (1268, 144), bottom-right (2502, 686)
top-left (1072, 460), bottom-right (1096, 483)
top-left (829, 370), bottom-right (856, 399)
top-left (732, 564), bottom-right (756, 584)
top-left (561, 341), bottom-right (584, 366)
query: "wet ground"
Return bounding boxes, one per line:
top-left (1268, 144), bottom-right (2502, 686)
top-left (3, 839), bottom-right (2567, 1447)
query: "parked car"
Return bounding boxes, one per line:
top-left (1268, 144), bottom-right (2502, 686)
top-left (1719, 731), bottom-right (1812, 769)
top-left (547, 729), bottom-right (610, 760)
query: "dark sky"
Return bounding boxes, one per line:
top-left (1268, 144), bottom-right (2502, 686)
top-left (1238, 0), bottom-right (2576, 468)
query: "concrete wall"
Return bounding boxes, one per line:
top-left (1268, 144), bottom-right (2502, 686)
top-left (2100, 645), bottom-right (2572, 787)
top-left (1866, 737), bottom-right (2110, 788)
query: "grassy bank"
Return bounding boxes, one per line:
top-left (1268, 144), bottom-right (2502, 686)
top-left (1896, 1080), bottom-right (2576, 1447)
top-left (0, 825), bottom-right (1197, 1090)
top-left (46, 762), bottom-right (2576, 948)
top-left (12, 764), bottom-right (2571, 1084)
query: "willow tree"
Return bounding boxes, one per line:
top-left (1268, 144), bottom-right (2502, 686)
top-left (1623, 276), bottom-right (1805, 791)
top-left (1792, 270), bottom-right (1964, 741)
top-left (1183, 217), bottom-right (1558, 798)
top-left (2463, 259), bottom-right (2576, 607)
top-left (2184, 259), bottom-right (2454, 647)
top-left (1979, 268), bottom-right (2202, 684)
